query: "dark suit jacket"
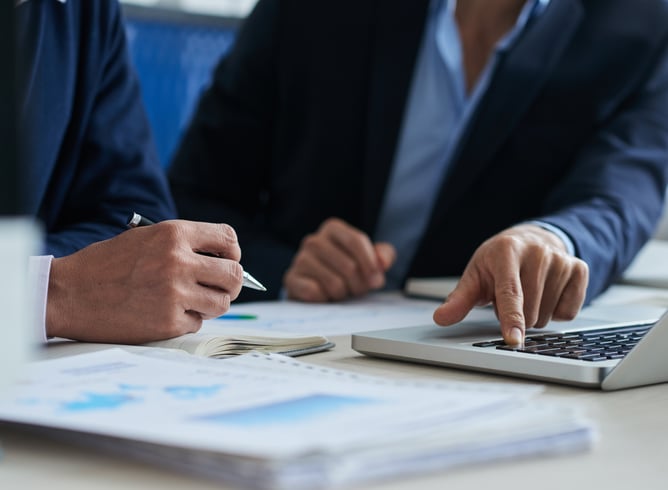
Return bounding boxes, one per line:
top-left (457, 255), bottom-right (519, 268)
top-left (16, 0), bottom-right (175, 256)
top-left (170, 0), bottom-right (668, 302)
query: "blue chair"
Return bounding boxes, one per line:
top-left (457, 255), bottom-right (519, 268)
top-left (124, 6), bottom-right (239, 168)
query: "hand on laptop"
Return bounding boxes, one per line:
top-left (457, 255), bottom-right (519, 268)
top-left (284, 218), bottom-right (396, 302)
top-left (432, 224), bottom-right (589, 345)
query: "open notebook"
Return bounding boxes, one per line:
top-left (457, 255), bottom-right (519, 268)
top-left (352, 304), bottom-right (668, 390)
top-left (143, 323), bottom-right (334, 358)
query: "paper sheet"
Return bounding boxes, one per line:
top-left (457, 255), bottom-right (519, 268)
top-left (0, 348), bottom-right (592, 489)
top-left (213, 292), bottom-right (440, 336)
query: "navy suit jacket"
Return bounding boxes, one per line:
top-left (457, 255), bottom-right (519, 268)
top-left (16, 0), bottom-right (175, 257)
top-left (170, 0), bottom-right (668, 302)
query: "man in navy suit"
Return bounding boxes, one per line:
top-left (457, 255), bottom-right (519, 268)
top-left (169, 0), bottom-right (668, 344)
top-left (16, 0), bottom-right (244, 343)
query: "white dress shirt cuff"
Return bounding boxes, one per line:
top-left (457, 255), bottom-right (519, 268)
top-left (28, 255), bottom-right (52, 343)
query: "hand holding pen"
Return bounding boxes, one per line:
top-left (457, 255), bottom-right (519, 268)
top-left (47, 216), bottom-right (251, 344)
top-left (127, 212), bottom-right (266, 291)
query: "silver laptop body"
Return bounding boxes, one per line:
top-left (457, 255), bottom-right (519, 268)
top-left (352, 305), bottom-right (668, 390)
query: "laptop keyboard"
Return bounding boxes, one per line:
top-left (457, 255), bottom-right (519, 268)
top-left (472, 323), bottom-right (653, 362)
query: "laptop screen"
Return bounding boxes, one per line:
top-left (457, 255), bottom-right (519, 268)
top-left (0, 2), bottom-right (19, 215)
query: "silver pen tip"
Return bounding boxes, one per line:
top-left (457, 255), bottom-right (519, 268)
top-left (243, 271), bottom-right (267, 291)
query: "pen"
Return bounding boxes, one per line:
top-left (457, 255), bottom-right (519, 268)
top-left (127, 212), bottom-right (267, 292)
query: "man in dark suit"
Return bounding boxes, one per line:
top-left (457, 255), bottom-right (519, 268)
top-left (17, 0), bottom-right (244, 343)
top-left (169, 0), bottom-right (668, 344)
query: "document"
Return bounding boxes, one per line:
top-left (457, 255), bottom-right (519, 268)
top-left (217, 291), bottom-right (440, 336)
top-left (0, 348), bottom-right (594, 489)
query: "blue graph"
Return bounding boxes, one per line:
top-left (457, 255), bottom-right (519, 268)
top-left (61, 392), bottom-right (138, 412)
top-left (195, 394), bottom-right (375, 427)
top-left (164, 384), bottom-right (225, 400)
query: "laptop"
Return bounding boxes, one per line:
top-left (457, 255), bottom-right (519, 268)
top-left (352, 303), bottom-right (668, 390)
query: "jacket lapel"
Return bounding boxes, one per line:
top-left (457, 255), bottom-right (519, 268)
top-left (429, 0), bottom-right (584, 219)
top-left (361, 0), bottom-right (431, 232)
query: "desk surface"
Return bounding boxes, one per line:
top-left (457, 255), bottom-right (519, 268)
top-left (1, 333), bottom-right (667, 490)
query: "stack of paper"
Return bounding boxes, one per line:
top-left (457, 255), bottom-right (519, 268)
top-left (0, 349), bottom-right (593, 489)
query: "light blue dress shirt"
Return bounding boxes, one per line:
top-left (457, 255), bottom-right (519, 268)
top-left (374, 0), bottom-right (556, 289)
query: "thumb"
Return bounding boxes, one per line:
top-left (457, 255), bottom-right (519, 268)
top-left (433, 275), bottom-right (481, 327)
top-left (374, 242), bottom-right (397, 271)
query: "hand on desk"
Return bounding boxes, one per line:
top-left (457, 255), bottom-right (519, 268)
top-left (46, 220), bottom-right (244, 344)
top-left (433, 224), bottom-right (589, 345)
top-left (283, 218), bottom-right (396, 302)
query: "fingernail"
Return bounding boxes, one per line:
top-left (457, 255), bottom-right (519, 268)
top-left (508, 327), bottom-right (523, 345)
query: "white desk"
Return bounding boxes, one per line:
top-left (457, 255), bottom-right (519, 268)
top-left (1, 328), bottom-right (667, 490)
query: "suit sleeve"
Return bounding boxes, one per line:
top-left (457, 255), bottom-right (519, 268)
top-left (168, 0), bottom-right (294, 300)
top-left (45, 0), bottom-right (176, 256)
top-left (539, 41), bottom-right (668, 302)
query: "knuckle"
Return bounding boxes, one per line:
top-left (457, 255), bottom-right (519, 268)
top-left (291, 251), bottom-right (309, 270)
top-left (222, 262), bottom-right (243, 299)
top-left (201, 289), bottom-right (230, 316)
top-left (216, 293), bottom-right (232, 314)
top-left (497, 280), bottom-right (523, 299)
top-left (218, 222), bottom-right (238, 246)
top-left (156, 220), bottom-right (184, 242)
top-left (301, 233), bottom-right (321, 250)
top-left (574, 259), bottom-right (589, 280)
top-left (229, 261), bottom-right (244, 283)
top-left (217, 223), bottom-right (241, 259)
top-left (322, 217), bottom-right (343, 231)
top-left (527, 243), bottom-right (554, 266)
top-left (339, 228), bottom-right (367, 250)
top-left (506, 311), bottom-right (525, 325)
top-left (219, 222), bottom-right (238, 241)
top-left (494, 234), bottom-right (523, 251)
